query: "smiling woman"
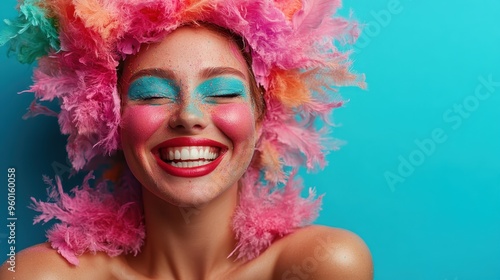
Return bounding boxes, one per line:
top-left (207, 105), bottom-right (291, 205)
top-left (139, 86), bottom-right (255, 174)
top-left (0, 0), bottom-right (371, 279)
top-left (120, 26), bottom-right (259, 206)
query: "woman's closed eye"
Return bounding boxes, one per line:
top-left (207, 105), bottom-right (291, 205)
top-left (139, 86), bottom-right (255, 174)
top-left (132, 95), bottom-right (176, 105)
top-left (134, 92), bottom-right (176, 100)
top-left (127, 76), bottom-right (179, 105)
top-left (197, 77), bottom-right (248, 102)
top-left (207, 92), bottom-right (243, 98)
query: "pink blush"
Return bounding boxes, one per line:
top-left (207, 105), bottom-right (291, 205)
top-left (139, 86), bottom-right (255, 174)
top-left (121, 105), bottom-right (167, 144)
top-left (211, 103), bottom-right (255, 141)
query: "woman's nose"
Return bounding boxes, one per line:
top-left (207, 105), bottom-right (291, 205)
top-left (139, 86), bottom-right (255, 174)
top-left (168, 100), bottom-right (208, 131)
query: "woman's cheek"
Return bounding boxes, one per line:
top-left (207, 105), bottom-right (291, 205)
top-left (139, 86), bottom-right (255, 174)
top-left (211, 103), bottom-right (255, 142)
top-left (121, 105), bottom-right (167, 147)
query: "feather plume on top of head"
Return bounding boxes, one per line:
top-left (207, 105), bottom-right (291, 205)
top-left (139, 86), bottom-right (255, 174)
top-left (2, 0), bottom-right (364, 265)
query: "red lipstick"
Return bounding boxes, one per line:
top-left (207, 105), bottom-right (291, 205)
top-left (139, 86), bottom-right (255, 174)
top-left (152, 137), bottom-right (227, 177)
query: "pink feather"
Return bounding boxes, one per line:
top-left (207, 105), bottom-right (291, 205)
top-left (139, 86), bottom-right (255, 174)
top-left (22, 100), bottom-right (58, 119)
top-left (292, 0), bottom-right (342, 34)
top-left (230, 171), bottom-right (322, 260)
top-left (31, 171), bottom-right (144, 265)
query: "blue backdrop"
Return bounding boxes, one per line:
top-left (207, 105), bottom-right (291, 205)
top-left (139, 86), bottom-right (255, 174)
top-left (1, 1), bottom-right (499, 279)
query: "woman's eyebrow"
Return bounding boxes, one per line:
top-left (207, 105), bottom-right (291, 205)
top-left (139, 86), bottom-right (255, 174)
top-left (128, 68), bottom-right (177, 83)
top-left (200, 67), bottom-right (246, 80)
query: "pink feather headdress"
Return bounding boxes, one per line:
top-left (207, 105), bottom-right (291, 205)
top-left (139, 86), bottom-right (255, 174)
top-left (1, 0), bottom-right (364, 265)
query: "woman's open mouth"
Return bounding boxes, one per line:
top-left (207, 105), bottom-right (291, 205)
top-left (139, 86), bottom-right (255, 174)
top-left (153, 137), bottom-right (227, 177)
top-left (159, 146), bottom-right (221, 168)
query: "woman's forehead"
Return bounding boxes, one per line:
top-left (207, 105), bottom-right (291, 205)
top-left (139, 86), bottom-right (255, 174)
top-left (122, 26), bottom-right (250, 83)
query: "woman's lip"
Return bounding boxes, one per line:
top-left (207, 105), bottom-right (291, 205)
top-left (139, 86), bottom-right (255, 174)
top-left (152, 137), bottom-right (227, 150)
top-left (152, 137), bottom-right (228, 177)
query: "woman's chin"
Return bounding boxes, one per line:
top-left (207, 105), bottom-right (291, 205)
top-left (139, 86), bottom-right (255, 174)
top-left (147, 183), bottom-right (233, 208)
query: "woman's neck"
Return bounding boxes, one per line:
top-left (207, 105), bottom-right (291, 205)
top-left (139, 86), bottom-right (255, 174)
top-left (127, 183), bottom-right (241, 279)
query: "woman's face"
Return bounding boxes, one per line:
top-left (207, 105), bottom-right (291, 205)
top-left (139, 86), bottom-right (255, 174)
top-left (120, 26), bottom-right (259, 206)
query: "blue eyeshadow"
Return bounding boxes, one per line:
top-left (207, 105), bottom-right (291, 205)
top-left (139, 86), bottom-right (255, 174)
top-left (128, 76), bottom-right (179, 101)
top-left (196, 77), bottom-right (247, 98)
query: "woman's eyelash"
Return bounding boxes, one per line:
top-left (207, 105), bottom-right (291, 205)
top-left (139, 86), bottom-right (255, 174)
top-left (209, 93), bottom-right (242, 98)
top-left (132, 95), bottom-right (173, 101)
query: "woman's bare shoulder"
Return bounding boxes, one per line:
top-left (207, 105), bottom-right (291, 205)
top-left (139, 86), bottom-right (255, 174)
top-left (0, 243), bottom-right (117, 280)
top-left (273, 225), bottom-right (373, 280)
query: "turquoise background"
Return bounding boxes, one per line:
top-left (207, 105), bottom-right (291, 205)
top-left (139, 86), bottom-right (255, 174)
top-left (1, 0), bottom-right (499, 279)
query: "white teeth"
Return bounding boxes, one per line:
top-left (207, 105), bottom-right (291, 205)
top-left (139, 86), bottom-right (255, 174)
top-left (181, 148), bottom-right (189, 159)
top-left (159, 146), bottom-right (221, 168)
top-left (191, 148), bottom-right (199, 159)
top-left (170, 160), bottom-right (211, 168)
